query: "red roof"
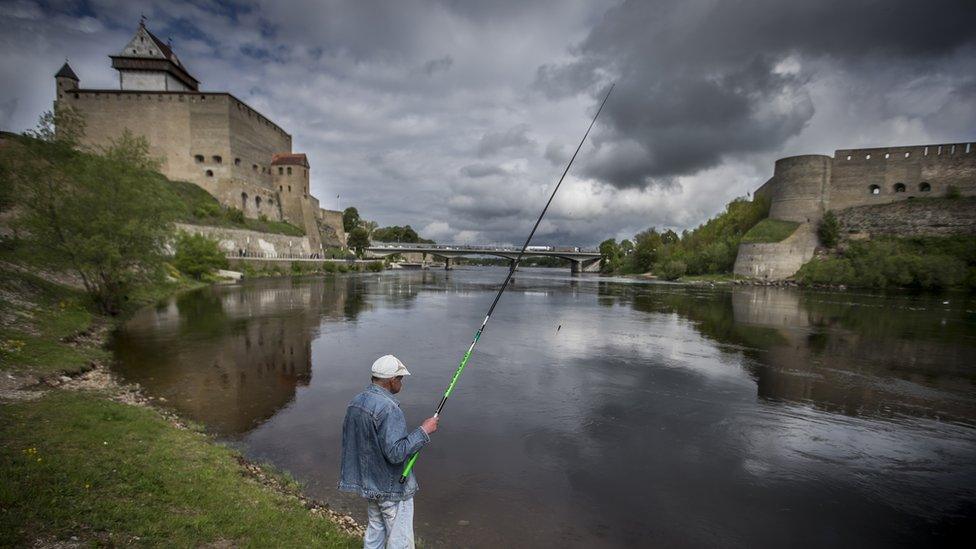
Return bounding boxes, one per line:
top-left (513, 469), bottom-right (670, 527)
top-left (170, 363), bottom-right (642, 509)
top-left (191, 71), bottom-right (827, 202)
top-left (271, 153), bottom-right (309, 167)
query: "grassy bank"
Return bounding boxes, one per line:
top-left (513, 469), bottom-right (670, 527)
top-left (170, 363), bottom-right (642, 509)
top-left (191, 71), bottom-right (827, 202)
top-left (740, 218), bottom-right (799, 244)
top-left (0, 391), bottom-right (356, 547)
top-left (0, 264), bottom-right (359, 546)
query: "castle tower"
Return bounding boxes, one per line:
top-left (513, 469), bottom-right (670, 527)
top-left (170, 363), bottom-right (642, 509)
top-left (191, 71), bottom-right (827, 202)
top-left (273, 153), bottom-right (311, 225)
top-left (54, 62), bottom-right (78, 101)
top-left (110, 20), bottom-right (199, 91)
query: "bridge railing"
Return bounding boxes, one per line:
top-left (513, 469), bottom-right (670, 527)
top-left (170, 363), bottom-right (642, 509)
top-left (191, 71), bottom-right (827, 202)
top-left (369, 242), bottom-right (599, 253)
top-left (225, 250), bottom-right (356, 261)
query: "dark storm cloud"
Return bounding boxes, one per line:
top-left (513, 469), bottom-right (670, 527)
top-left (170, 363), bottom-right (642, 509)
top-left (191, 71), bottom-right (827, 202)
top-left (538, 0), bottom-right (976, 188)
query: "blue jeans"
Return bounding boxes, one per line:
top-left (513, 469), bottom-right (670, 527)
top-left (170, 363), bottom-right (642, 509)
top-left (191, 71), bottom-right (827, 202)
top-left (364, 498), bottom-right (414, 549)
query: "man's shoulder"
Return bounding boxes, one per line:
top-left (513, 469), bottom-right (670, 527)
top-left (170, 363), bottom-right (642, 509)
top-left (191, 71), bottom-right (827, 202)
top-left (348, 386), bottom-right (399, 415)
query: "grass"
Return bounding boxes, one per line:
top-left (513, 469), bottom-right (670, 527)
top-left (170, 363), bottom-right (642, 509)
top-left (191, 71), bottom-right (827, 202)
top-left (0, 268), bottom-right (107, 376)
top-left (0, 391), bottom-right (358, 547)
top-left (740, 218), bottom-right (800, 244)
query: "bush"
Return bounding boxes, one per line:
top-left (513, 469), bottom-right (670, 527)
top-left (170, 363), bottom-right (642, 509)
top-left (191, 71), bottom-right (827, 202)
top-left (259, 214), bottom-right (269, 223)
top-left (817, 211), bottom-right (841, 248)
top-left (173, 233), bottom-right (228, 280)
top-left (366, 261), bottom-right (384, 272)
top-left (657, 260), bottom-right (687, 281)
top-left (193, 201), bottom-right (221, 219)
top-left (224, 207), bottom-right (245, 224)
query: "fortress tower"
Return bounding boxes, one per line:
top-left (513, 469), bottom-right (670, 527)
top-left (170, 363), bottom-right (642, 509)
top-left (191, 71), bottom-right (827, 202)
top-left (53, 21), bottom-right (345, 250)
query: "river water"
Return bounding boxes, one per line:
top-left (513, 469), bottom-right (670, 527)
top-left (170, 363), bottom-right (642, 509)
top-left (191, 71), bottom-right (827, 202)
top-left (109, 268), bottom-right (976, 547)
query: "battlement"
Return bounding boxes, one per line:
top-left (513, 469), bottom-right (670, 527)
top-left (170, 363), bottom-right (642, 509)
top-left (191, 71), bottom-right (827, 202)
top-left (834, 142), bottom-right (974, 163)
top-left (62, 89), bottom-right (290, 138)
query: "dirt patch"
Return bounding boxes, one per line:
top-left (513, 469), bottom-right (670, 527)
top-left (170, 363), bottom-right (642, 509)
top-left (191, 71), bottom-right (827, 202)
top-left (0, 371), bottom-right (43, 401)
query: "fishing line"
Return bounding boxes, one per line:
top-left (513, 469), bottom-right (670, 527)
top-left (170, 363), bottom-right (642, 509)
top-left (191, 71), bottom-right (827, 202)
top-left (400, 84), bottom-right (614, 483)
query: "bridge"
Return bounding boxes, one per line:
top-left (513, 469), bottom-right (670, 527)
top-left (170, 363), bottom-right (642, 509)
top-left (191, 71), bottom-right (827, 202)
top-left (367, 242), bottom-right (601, 274)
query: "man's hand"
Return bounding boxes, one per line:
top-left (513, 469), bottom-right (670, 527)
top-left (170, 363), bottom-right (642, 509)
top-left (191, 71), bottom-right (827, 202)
top-left (421, 416), bottom-right (439, 435)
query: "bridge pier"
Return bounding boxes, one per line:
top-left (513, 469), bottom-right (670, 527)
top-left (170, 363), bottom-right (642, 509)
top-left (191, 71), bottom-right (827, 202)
top-left (570, 257), bottom-right (601, 275)
top-left (444, 257), bottom-right (454, 271)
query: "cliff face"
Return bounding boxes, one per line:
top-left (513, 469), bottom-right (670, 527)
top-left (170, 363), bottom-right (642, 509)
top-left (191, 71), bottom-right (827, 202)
top-left (835, 198), bottom-right (976, 240)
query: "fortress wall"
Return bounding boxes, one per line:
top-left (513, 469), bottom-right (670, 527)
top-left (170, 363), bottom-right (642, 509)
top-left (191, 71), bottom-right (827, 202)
top-left (227, 99), bottom-right (292, 189)
top-left (829, 142), bottom-right (976, 211)
top-left (212, 179), bottom-right (283, 221)
top-left (733, 223), bottom-right (819, 280)
top-left (174, 222), bottom-right (312, 257)
top-left (835, 197), bottom-right (976, 239)
top-left (767, 155), bottom-right (831, 223)
top-left (318, 209), bottom-right (347, 248)
top-left (273, 168), bottom-right (308, 227)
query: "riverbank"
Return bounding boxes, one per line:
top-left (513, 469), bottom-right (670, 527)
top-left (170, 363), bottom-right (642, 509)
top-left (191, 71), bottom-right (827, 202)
top-left (0, 264), bottom-right (362, 547)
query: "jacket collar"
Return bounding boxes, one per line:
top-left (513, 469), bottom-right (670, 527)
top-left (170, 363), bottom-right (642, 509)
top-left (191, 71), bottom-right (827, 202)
top-left (367, 383), bottom-right (400, 406)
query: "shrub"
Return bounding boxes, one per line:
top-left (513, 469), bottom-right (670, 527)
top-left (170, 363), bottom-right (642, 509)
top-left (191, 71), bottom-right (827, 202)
top-left (657, 260), bottom-right (687, 281)
top-left (290, 262), bottom-right (304, 274)
top-left (173, 233), bottom-right (228, 280)
top-left (259, 214), bottom-right (269, 223)
top-left (193, 201), bottom-right (221, 219)
top-left (366, 261), bottom-right (384, 272)
top-left (817, 211), bottom-right (840, 248)
top-left (224, 207), bottom-right (245, 224)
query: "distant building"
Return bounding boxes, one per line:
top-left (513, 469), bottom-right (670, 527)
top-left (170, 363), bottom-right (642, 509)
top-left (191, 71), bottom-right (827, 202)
top-left (734, 143), bottom-right (976, 279)
top-left (53, 21), bottom-right (345, 250)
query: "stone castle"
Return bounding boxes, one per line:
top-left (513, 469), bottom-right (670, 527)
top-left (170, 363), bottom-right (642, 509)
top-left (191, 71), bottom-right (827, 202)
top-left (734, 142), bottom-right (976, 279)
top-left (53, 22), bottom-right (345, 254)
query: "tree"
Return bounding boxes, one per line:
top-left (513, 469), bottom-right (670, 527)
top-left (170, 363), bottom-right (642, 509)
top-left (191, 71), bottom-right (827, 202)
top-left (348, 227), bottom-right (371, 258)
top-left (1, 112), bottom-right (178, 314)
top-left (633, 228), bottom-right (663, 273)
top-left (818, 210), bottom-right (840, 248)
top-left (599, 238), bottom-right (621, 273)
top-left (173, 232), bottom-right (228, 280)
top-left (342, 206), bottom-right (360, 233)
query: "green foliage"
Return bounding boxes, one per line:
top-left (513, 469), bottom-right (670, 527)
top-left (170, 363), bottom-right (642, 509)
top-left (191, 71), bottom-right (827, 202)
top-left (366, 261), bottom-right (385, 272)
top-left (817, 211), bottom-right (841, 248)
top-left (599, 238), bottom-right (622, 273)
top-left (342, 206), bottom-right (360, 233)
top-left (607, 196), bottom-right (769, 277)
top-left (796, 236), bottom-right (975, 289)
top-left (348, 227), bottom-right (371, 258)
top-left (371, 225), bottom-right (434, 244)
top-left (258, 214), bottom-right (269, 223)
top-left (1, 116), bottom-right (178, 314)
top-left (224, 207), bottom-right (246, 224)
top-left (173, 233), bottom-right (228, 280)
top-left (742, 218), bottom-right (800, 244)
top-left (193, 201), bottom-right (221, 218)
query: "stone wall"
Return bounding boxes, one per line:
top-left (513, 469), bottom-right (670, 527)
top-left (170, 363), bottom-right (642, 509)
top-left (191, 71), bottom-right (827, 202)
top-left (835, 198), bottom-right (976, 239)
top-left (733, 224), bottom-right (819, 280)
top-left (767, 155), bottom-right (831, 224)
top-left (317, 209), bottom-right (347, 247)
top-left (175, 223), bottom-right (312, 257)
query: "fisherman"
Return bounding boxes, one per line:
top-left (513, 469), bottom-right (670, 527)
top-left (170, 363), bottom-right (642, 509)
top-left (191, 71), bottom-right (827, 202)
top-left (339, 355), bottom-right (439, 549)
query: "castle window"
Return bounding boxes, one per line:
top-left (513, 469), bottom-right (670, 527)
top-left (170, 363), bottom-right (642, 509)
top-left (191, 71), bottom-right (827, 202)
top-left (235, 158), bottom-right (241, 166)
top-left (884, 153), bottom-right (890, 159)
top-left (194, 154), bottom-right (204, 163)
top-left (241, 192), bottom-right (248, 210)
top-left (212, 155), bottom-right (222, 164)
top-left (252, 164), bottom-right (258, 172)
top-left (205, 170), bottom-right (214, 177)
top-left (894, 183), bottom-right (906, 193)
top-left (279, 186), bottom-right (282, 192)
top-left (920, 182), bottom-right (931, 192)
top-left (967, 143), bottom-right (972, 153)
top-left (846, 155), bottom-right (852, 160)
top-left (869, 185), bottom-right (880, 195)
top-left (288, 185), bottom-right (292, 192)
top-left (905, 152), bottom-right (910, 158)
top-left (865, 154), bottom-right (871, 160)
top-left (278, 167), bottom-right (284, 175)
top-left (255, 196), bottom-right (262, 209)
top-left (287, 167), bottom-right (292, 175)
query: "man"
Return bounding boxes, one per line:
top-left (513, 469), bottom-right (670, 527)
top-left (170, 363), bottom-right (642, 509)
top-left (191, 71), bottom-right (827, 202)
top-left (339, 355), bottom-right (439, 548)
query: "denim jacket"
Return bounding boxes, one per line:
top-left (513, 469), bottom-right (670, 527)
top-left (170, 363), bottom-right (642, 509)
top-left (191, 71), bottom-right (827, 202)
top-left (338, 384), bottom-right (430, 501)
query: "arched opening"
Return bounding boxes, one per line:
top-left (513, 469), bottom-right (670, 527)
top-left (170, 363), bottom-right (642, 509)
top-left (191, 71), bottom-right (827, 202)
top-left (287, 167), bottom-right (292, 175)
top-left (205, 169), bottom-right (213, 177)
top-left (920, 182), bottom-right (931, 192)
top-left (194, 154), bottom-right (204, 163)
top-left (241, 192), bottom-right (248, 210)
top-left (252, 164), bottom-right (258, 172)
top-left (212, 155), bottom-right (222, 164)
top-left (869, 185), bottom-right (880, 195)
top-left (278, 167), bottom-right (284, 175)
top-left (894, 183), bottom-right (906, 193)
top-left (234, 158), bottom-right (241, 166)
top-left (255, 196), bottom-right (262, 209)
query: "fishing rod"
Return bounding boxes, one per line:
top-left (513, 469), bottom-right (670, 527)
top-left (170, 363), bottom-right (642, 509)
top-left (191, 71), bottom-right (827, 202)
top-left (399, 84), bottom-right (614, 483)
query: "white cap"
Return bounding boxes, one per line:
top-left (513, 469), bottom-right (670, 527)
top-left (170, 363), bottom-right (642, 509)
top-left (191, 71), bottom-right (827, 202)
top-left (371, 355), bottom-right (411, 379)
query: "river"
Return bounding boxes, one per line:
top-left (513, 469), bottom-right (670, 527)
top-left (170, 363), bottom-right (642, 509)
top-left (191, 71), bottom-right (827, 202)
top-left (109, 268), bottom-right (976, 547)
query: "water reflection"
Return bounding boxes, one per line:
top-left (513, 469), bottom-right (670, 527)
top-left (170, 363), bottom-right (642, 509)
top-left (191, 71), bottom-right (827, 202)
top-left (110, 276), bottom-right (408, 433)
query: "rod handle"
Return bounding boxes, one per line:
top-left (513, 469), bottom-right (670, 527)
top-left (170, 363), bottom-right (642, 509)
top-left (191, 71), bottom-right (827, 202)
top-left (399, 452), bottom-right (420, 484)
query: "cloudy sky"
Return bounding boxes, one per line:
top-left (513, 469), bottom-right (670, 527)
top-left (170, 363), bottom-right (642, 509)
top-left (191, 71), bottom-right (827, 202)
top-left (2, 0), bottom-right (975, 246)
